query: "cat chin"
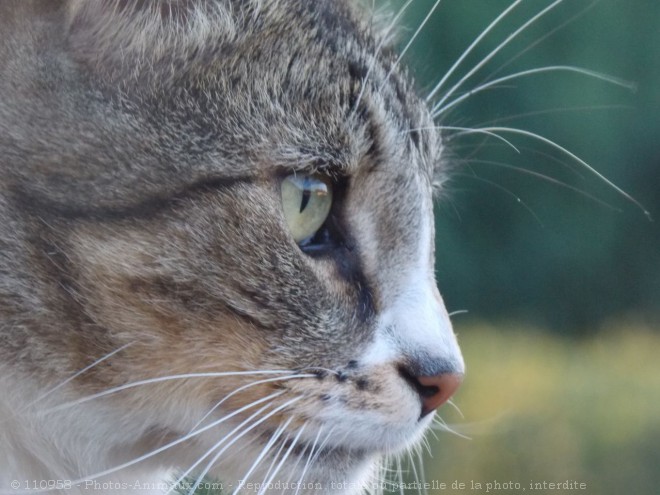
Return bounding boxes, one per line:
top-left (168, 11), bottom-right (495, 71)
top-left (300, 399), bottom-right (435, 455)
top-left (290, 412), bottom-right (433, 457)
top-left (181, 414), bottom-right (432, 494)
top-left (205, 445), bottom-right (382, 495)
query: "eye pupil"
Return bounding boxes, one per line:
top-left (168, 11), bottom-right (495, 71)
top-left (281, 173), bottom-right (333, 245)
top-left (300, 189), bottom-right (311, 213)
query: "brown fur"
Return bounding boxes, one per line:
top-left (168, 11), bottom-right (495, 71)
top-left (0, 1), bottom-right (462, 493)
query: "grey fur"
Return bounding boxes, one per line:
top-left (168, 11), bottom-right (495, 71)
top-left (0, 1), bottom-right (458, 493)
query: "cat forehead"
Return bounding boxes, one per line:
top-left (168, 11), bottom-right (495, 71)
top-left (67, 0), bottom-right (440, 177)
top-left (66, 0), bottom-right (378, 75)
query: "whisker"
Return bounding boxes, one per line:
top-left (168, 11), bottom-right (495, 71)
top-left (259, 432), bottom-right (290, 491)
top-left (420, 435), bottom-right (433, 458)
top-left (395, 456), bottom-right (405, 495)
top-left (426, 423), bottom-right (439, 442)
top-left (403, 126), bottom-right (520, 154)
top-left (297, 429), bottom-right (334, 491)
top-left (257, 422), bottom-right (307, 495)
top-left (416, 445), bottom-right (428, 495)
top-left (190, 373), bottom-right (315, 433)
top-left (456, 133), bottom-right (501, 161)
top-left (517, 144), bottom-right (588, 179)
top-left (375, 456), bottom-right (388, 495)
top-left (444, 126), bottom-right (521, 153)
top-left (473, 126), bottom-right (651, 217)
top-left (233, 418), bottom-right (293, 495)
top-left (432, 415), bottom-right (472, 440)
top-left (289, 432), bottom-right (319, 495)
top-left (432, 0), bottom-right (565, 113)
top-left (455, 171), bottom-right (544, 226)
top-left (483, 0), bottom-right (601, 83)
top-left (470, 104), bottom-right (633, 128)
top-left (298, 366), bottom-right (341, 377)
top-left (68, 390), bottom-right (287, 490)
top-left (448, 309), bottom-right (469, 318)
top-left (28, 342), bottom-right (133, 406)
top-left (168, 414), bottom-right (263, 495)
top-left (435, 66), bottom-right (636, 117)
top-left (280, 430), bottom-right (311, 488)
top-left (44, 370), bottom-right (295, 413)
top-left (437, 84), bottom-right (521, 126)
top-left (308, 427), bottom-right (336, 467)
top-left (293, 427), bottom-right (328, 495)
top-left (187, 397), bottom-right (303, 495)
top-left (468, 159), bottom-right (622, 212)
top-left (447, 399), bottom-right (465, 419)
top-left (437, 194), bottom-right (463, 223)
top-left (407, 448), bottom-right (423, 495)
top-left (350, 0), bottom-right (413, 118)
top-left (380, 0), bottom-right (443, 91)
top-left (453, 141), bottom-right (588, 179)
top-left (426, 0), bottom-right (523, 103)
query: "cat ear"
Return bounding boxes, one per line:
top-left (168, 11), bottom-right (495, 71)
top-left (65, 0), bottom-right (238, 77)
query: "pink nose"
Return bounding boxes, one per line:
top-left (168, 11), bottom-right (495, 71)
top-left (416, 373), bottom-right (463, 417)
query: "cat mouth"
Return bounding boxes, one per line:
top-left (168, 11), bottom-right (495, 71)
top-left (253, 411), bottom-right (430, 463)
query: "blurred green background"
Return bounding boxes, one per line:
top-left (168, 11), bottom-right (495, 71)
top-left (393, 0), bottom-right (660, 331)
top-left (390, 1), bottom-right (660, 494)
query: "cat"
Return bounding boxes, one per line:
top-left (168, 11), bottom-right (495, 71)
top-left (0, 1), bottom-right (465, 494)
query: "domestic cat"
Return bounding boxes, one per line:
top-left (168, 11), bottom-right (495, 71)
top-left (0, 1), bottom-right (464, 493)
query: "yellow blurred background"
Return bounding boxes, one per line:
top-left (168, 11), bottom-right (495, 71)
top-left (420, 322), bottom-right (660, 494)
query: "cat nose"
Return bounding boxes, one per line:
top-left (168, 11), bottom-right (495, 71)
top-left (416, 373), bottom-right (463, 417)
top-left (399, 365), bottom-right (463, 417)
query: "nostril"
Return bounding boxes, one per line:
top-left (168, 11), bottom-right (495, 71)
top-left (417, 373), bottom-right (463, 417)
top-left (398, 365), bottom-right (438, 398)
top-left (418, 383), bottom-right (440, 398)
top-left (398, 365), bottom-right (463, 418)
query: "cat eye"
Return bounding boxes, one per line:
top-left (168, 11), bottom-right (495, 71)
top-left (281, 174), bottom-right (333, 245)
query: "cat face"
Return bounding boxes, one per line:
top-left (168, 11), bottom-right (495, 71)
top-left (0, 0), bottom-right (463, 490)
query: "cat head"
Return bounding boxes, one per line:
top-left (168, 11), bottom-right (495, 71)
top-left (0, 0), bottom-right (463, 488)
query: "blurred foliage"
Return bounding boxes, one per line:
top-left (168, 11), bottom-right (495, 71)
top-left (421, 323), bottom-right (660, 495)
top-left (389, 0), bottom-right (660, 333)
